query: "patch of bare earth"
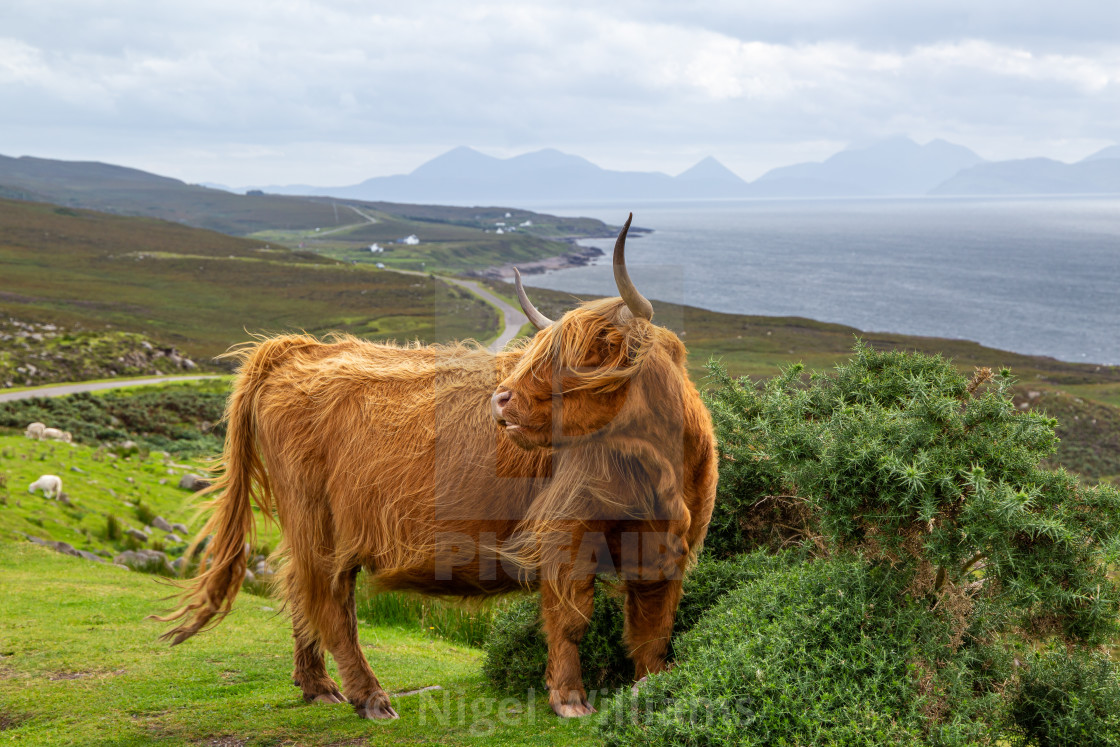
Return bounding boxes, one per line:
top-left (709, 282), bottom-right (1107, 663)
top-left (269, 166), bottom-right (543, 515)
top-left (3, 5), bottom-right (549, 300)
top-left (0, 711), bottom-right (31, 731)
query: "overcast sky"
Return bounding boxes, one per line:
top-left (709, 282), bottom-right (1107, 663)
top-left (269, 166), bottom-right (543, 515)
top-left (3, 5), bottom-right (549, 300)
top-left (2, 1), bottom-right (1117, 186)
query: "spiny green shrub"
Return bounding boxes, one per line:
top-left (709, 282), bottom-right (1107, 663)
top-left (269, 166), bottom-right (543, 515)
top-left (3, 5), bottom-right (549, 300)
top-left (481, 552), bottom-right (800, 694)
top-left (1009, 648), bottom-right (1120, 747)
top-left (597, 555), bottom-right (1000, 747)
top-left (0, 385), bottom-right (227, 457)
top-left (704, 343), bottom-right (1120, 642)
top-left (482, 582), bottom-right (627, 694)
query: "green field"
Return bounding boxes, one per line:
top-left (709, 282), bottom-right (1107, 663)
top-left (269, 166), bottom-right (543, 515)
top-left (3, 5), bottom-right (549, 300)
top-left (0, 541), bottom-right (599, 746)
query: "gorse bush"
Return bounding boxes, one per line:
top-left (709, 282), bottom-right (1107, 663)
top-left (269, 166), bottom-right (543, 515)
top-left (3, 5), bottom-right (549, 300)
top-left (704, 343), bottom-right (1120, 642)
top-left (481, 551), bottom-right (800, 693)
top-left (478, 343), bottom-right (1120, 745)
top-left (483, 582), bottom-right (627, 694)
top-left (0, 386), bottom-right (227, 456)
top-left (597, 555), bottom-right (1000, 747)
top-left (1009, 648), bottom-right (1120, 747)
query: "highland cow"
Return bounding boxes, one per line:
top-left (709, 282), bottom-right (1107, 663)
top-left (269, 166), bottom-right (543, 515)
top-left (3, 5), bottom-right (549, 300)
top-left (159, 214), bottom-right (718, 721)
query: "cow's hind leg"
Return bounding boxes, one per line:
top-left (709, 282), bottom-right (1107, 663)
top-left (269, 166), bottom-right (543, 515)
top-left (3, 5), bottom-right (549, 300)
top-left (300, 565), bottom-right (397, 719)
top-left (291, 626), bottom-right (344, 704)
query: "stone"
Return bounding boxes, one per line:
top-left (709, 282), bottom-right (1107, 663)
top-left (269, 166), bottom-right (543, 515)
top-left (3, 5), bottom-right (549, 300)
top-left (171, 522), bottom-right (189, 535)
top-left (125, 528), bottom-right (149, 543)
top-left (178, 474), bottom-right (211, 491)
top-left (164, 534), bottom-right (183, 544)
top-left (151, 516), bottom-right (173, 533)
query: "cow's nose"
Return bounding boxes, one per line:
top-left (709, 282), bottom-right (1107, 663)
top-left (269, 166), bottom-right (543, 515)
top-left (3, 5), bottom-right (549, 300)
top-left (491, 389), bottom-right (512, 422)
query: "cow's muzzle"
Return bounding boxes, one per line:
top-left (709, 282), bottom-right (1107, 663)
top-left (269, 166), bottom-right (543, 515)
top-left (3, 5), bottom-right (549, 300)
top-left (491, 389), bottom-right (512, 425)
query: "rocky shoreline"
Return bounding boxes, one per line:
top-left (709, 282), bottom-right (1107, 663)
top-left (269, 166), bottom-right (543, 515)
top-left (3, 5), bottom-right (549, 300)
top-left (463, 242), bottom-right (606, 281)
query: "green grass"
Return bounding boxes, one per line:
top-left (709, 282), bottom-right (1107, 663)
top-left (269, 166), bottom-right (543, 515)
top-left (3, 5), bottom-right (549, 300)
top-left (0, 542), bottom-right (601, 746)
top-left (0, 433), bottom-right (257, 560)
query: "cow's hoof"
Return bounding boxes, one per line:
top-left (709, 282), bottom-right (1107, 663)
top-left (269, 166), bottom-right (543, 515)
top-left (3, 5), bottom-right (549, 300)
top-left (297, 676), bottom-right (346, 705)
top-left (355, 691), bottom-right (399, 720)
top-left (550, 692), bottom-right (597, 718)
top-left (631, 675), bottom-right (649, 695)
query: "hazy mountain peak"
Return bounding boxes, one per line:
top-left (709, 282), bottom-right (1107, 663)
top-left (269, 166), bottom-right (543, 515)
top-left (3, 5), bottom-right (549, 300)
top-left (409, 146), bottom-right (496, 177)
top-left (676, 156), bottom-right (745, 184)
top-left (1081, 144), bottom-right (1120, 162)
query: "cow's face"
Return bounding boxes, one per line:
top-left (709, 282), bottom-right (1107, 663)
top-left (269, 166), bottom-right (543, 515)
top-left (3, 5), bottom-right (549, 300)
top-left (492, 212), bottom-right (660, 450)
top-left (492, 300), bottom-right (640, 449)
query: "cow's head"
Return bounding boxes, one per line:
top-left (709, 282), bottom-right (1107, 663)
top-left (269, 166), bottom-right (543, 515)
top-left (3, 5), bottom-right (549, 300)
top-left (492, 214), bottom-right (688, 450)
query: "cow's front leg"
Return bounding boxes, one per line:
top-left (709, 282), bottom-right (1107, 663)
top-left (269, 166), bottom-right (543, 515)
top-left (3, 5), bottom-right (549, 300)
top-left (623, 578), bottom-right (683, 680)
top-left (540, 574), bottom-right (596, 717)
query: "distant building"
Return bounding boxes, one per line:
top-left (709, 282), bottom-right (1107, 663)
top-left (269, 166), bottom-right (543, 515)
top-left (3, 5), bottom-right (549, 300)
top-left (369, 243), bottom-right (383, 253)
top-left (505, 212), bottom-right (512, 218)
top-left (375, 262), bottom-right (386, 269)
top-left (398, 235), bottom-right (420, 245)
top-left (495, 228), bottom-right (504, 234)
top-left (519, 220), bottom-right (532, 227)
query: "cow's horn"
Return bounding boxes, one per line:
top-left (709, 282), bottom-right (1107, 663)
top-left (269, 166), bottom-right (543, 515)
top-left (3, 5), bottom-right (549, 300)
top-left (514, 268), bottom-right (554, 330)
top-left (614, 213), bottom-right (653, 321)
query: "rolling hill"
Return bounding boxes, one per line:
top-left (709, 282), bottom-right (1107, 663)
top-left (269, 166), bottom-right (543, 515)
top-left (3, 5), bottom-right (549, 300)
top-left (0, 198), bottom-right (498, 359)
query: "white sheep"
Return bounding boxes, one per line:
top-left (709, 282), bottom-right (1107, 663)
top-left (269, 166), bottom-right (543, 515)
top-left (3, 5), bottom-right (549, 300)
top-left (28, 475), bottom-right (63, 499)
top-left (41, 427), bottom-right (72, 443)
top-left (25, 422), bottom-right (46, 440)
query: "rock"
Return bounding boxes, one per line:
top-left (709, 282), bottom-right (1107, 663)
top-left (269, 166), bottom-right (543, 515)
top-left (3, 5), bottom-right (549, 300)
top-left (114, 549), bottom-right (172, 574)
top-left (70, 466), bottom-right (86, 474)
top-left (151, 516), bottom-right (173, 532)
top-left (171, 557), bottom-right (187, 573)
top-left (178, 474), bottom-right (211, 491)
top-left (159, 479), bottom-right (167, 485)
top-left (164, 534), bottom-right (182, 544)
top-left (171, 523), bottom-right (189, 534)
top-left (125, 528), bottom-right (149, 543)
top-left (243, 569), bottom-right (256, 584)
top-left (77, 550), bottom-right (105, 563)
top-left (52, 541), bottom-right (80, 557)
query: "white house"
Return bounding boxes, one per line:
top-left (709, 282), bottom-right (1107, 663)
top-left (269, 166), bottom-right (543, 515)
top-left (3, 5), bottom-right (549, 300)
top-left (495, 228), bottom-right (504, 234)
top-left (519, 220), bottom-right (532, 227)
top-left (398, 235), bottom-right (420, 245)
top-left (369, 243), bottom-right (383, 253)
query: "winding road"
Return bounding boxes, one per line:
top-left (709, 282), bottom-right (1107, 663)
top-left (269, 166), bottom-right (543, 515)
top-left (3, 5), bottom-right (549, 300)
top-left (0, 375), bottom-right (225, 403)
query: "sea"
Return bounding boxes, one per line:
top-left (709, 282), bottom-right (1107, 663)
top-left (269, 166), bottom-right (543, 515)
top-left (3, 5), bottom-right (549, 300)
top-left (521, 197), bottom-right (1120, 366)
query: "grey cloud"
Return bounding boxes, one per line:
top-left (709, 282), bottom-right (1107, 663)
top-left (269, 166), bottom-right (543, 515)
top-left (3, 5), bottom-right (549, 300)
top-left (0, 1), bottom-right (1115, 185)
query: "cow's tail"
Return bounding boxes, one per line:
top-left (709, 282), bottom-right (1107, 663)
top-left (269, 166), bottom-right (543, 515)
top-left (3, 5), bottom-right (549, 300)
top-left (155, 335), bottom-right (310, 645)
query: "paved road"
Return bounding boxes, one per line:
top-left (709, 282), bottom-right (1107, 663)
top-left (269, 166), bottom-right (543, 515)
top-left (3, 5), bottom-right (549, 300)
top-left (310, 205), bottom-right (529, 350)
top-left (394, 270), bottom-right (528, 352)
top-left (0, 375), bottom-right (224, 403)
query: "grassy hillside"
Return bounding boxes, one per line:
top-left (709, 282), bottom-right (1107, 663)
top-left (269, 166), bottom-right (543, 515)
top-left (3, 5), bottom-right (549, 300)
top-left (0, 542), bottom-right (597, 746)
top-left (0, 198), bottom-right (497, 360)
top-left (0, 429), bottom-right (261, 563)
top-left (248, 205), bottom-right (590, 274)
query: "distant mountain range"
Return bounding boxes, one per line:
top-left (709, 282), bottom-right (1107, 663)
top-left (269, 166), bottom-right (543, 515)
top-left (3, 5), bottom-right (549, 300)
top-left (249, 138), bottom-right (1120, 204)
top-left (1, 138), bottom-right (1117, 228)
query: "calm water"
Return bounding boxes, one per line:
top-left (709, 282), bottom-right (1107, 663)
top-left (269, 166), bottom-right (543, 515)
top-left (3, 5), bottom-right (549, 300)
top-left (523, 197), bottom-right (1120, 366)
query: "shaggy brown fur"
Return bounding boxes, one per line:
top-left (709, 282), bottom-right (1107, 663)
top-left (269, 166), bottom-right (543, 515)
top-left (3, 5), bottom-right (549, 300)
top-left (158, 293), bottom-right (718, 720)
